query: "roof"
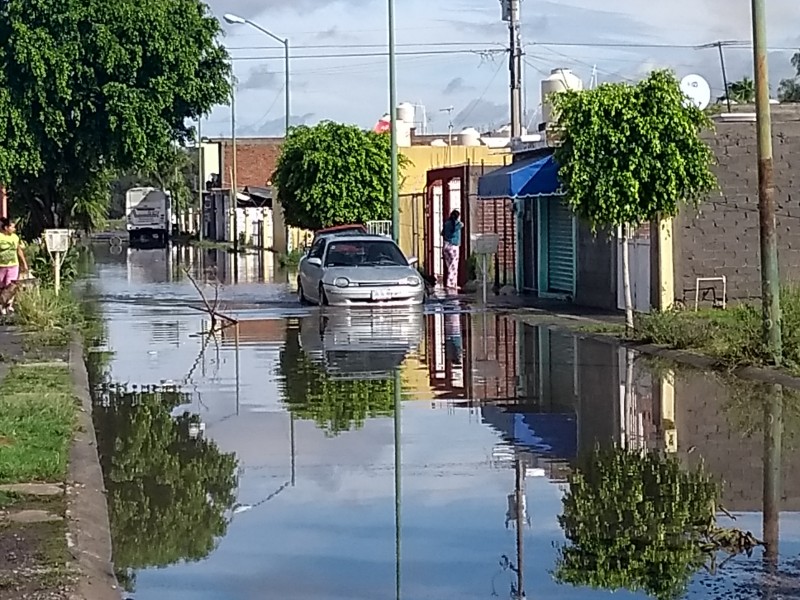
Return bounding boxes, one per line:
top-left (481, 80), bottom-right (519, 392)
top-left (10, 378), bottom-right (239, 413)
top-left (476, 153), bottom-right (562, 199)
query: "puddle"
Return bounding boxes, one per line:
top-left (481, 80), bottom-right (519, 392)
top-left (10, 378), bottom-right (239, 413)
top-left (85, 245), bottom-right (800, 599)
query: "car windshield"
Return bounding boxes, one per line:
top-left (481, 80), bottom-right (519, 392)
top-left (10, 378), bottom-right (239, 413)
top-left (325, 240), bottom-right (408, 267)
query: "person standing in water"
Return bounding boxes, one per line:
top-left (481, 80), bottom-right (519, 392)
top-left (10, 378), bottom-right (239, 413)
top-left (441, 209), bottom-right (463, 292)
top-left (0, 218), bottom-right (28, 315)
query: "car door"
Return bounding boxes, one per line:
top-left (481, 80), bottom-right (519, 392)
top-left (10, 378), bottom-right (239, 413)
top-left (301, 238), bottom-right (326, 301)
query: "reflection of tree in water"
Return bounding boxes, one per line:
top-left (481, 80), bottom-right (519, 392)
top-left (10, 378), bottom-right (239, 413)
top-left (93, 385), bottom-right (238, 591)
top-left (556, 447), bottom-right (760, 600)
top-left (278, 325), bottom-right (397, 436)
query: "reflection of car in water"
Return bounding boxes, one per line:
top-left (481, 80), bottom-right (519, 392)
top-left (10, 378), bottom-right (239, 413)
top-left (299, 310), bottom-right (424, 379)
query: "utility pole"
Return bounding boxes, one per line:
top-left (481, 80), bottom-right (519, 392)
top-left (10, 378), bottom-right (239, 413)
top-left (197, 118), bottom-right (204, 241)
top-left (388, 0), bottom-right (399, 242)
top-left (502, 0), bottom-right (523, 138)
top-left (751, 0), bottom-right (782, 364)
top-left (231, 70), bottom-right (239, 255)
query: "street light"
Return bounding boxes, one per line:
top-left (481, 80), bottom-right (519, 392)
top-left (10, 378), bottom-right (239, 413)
top-left (387, 0), bottom-right (399, 242)
top-left (222, 13), bottom-right (290, 137)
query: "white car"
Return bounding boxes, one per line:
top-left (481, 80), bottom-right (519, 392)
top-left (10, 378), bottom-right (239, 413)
top-left (297, 235), bottom-right (425, 307)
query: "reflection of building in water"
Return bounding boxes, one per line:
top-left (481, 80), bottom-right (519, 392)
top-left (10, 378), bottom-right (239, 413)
top-left (126, 247), bottom-right (173, 284)
top-left (150, 321), bottom-right (183, 346)
top-left (200, 248), bottom-right (277, 285)
top-left (219, 318), bottom-right (285, 348)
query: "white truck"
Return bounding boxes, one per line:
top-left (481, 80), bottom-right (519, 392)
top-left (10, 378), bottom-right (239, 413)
top-left (125, 187), bottom-right (173, 247)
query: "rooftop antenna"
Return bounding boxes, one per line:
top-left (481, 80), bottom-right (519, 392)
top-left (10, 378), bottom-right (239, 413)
top-left (440, 106), bottom-right (455, 146)
top-left (589, 65), bottom-right (598, 90)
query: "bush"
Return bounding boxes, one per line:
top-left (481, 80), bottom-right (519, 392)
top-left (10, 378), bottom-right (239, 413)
top-left (14, 287), bottom-right (90, 347)
top-left (634, 286), bottom-right (800, 372)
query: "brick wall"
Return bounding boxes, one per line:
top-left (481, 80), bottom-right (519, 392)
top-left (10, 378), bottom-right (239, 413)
top-left (674, 107), bottom-right (800, 303)
top-left (468, 313), bottom-right (518, 401)
top-left (215, 138), bottom-right (283, 189)
top-left (471, 198), bottom-right (517, 285)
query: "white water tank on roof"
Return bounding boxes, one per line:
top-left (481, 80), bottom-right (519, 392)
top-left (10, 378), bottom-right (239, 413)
top-left (397, 102), bottom-right (415, 124)
top-left (541, 68), bottom-right (583, 126)
top-left (459, 127), bottom-right (481, 146)
top-left (430, 139), bottom-right (448, 146)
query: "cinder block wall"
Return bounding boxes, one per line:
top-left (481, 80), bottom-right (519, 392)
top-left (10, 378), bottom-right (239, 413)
top-left (673, 106), bottom-right (800, 304)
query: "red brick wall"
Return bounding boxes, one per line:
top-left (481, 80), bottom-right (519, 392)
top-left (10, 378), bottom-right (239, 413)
top-left (469, 313), bottom-right (518, 401)
top-left (216, 138), bottom-right (283, 188)
top-left (471, 198), bottom-right (517, 284)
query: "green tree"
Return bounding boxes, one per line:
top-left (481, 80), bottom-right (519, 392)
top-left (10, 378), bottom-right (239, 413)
top-left (778, 52), bottom-right (800, 102)
top-left (274, 121), bottom-right (409, 230)
top-left (552, 70), bottom-right (717, 329)
top-left (556, 448), bottom-right (721, 600)
top-left (721, 77), bottom-right (756, 104)
top-left (0, 0), bottom-right (230, 236)
top-left (278, 323), bottom-right (397, 436)
top-left (93, 386), bottom-right (238, 591)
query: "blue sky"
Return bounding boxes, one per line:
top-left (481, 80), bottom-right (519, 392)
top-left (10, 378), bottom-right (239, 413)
top-left (203, 0), bottom-right (800, 136)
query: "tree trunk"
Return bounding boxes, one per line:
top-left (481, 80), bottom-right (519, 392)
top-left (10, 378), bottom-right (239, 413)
top-left (621, 225), bottom-right (634, 332)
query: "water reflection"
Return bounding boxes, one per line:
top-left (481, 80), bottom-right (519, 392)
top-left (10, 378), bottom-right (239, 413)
top-left (92, 384), bottom-right (238, 593)
top-left (85, 247), bottom-right (800, 600)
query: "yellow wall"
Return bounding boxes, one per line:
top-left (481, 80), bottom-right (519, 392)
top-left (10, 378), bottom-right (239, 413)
top-left (397, 146), bottom-right (510, 260)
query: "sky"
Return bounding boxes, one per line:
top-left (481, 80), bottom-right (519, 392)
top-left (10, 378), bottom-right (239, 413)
top-left (203, 0), bottom-right (800, 137)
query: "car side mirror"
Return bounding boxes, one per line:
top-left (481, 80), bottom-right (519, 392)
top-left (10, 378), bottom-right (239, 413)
top-left (307, 257), bottom-right (322, 267)
top-left (408, 256), bottom-right (419, 267)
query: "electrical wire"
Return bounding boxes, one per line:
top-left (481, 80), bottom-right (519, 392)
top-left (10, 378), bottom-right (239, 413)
top-left (229, 48), bottom-right (505, 62)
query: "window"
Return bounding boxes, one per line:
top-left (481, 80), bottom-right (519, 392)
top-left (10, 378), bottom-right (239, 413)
top-left (325, 240), bottom-right (408, 268)
top-left (309, 239), bottom-right (326, 260)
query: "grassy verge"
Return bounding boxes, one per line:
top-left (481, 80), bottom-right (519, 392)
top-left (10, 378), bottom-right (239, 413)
top-left (13, 286), bottom-right (96, 352)
top-left (0, 365), bottom-right (76, 483)
top-left (632, 286), bottom-right (800, 374)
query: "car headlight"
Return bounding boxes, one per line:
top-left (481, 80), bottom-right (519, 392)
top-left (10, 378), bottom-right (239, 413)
top-left (333, 277), bottom-right (350, 288)
top-left (404, 276), bottom-right (422, 286)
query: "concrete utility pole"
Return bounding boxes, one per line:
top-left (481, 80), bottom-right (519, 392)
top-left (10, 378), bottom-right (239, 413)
top-left (197, 118), bottom-right (204, 241)
top-left (231, 70), bottom-right (239, 254)
top-left (388, 0), bottom-right (399, 242)
top-left (751, 0), bottom-right (782, 364)
top-left (502, 0), bottom-right (523, 138)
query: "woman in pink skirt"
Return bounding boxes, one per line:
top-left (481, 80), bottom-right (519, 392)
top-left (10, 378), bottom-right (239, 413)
top-left (441, 209), bottom-right (463, 293)
top-left (0, 218), bottom-right (29, 314)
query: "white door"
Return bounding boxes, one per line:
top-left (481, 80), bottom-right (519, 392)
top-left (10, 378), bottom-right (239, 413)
top-left (617, 227), bottom-right (651, 313)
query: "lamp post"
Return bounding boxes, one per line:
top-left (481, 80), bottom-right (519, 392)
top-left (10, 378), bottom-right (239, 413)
top-left (387, 0), bottom-right (399, 242)
top-left (223, 14), bottom-right (290, 137)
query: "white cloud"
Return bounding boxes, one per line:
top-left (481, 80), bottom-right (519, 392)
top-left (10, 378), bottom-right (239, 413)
top-left (203, 0), bottom-right (800, 134)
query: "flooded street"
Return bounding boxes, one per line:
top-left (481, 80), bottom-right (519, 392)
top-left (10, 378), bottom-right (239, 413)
top-left (87, 245), bottom-right (800, 600)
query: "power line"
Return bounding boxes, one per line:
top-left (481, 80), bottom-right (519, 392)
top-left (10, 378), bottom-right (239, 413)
top-left (229, 48), bottom-right (505, 62)
top-left (228, 41), bottom-right (500, 51)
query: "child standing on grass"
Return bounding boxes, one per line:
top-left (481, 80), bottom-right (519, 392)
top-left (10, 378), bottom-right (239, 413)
top-left (0, 218), bottom-right (29, 315)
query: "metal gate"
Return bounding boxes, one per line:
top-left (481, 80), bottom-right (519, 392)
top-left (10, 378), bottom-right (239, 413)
top-left (546, 199), bottom-right (576, 294)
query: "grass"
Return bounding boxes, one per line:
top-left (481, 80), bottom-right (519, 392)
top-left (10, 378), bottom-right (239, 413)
top-left (13, 286), bottom-right (95, 351)
top-left (0, 365), bottom-right (76, 484)
top-left (632, 286), bottom-right (800, 373)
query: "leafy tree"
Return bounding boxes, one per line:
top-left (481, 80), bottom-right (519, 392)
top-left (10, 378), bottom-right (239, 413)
top-left (273, 121), bottom-right (409, 230)
top-left (278, 322), bottom-right (398, 435)
top-left (778, 52), bottom-right (800, 102)
top-left (0, 0), bottom-right (230, 236)
top-left (93, 386), bottom-right (238, 591)
top-left (720, 77), bottom-right (756, 104)
top-left (556, 448), bottom-right (722, 600)
top-left (552, 70), bottom-right (717, 329)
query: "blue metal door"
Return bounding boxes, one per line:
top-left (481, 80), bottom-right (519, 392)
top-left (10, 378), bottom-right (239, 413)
top-left (546, 199), bottom-right (576, 294)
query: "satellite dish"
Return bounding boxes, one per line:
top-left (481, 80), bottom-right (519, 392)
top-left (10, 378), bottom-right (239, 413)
top-left (680, 74), bottom-right (711, 110)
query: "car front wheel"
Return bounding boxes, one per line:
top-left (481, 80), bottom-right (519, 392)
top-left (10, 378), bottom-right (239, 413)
top-left (297, 280), bottom-right (310, 305)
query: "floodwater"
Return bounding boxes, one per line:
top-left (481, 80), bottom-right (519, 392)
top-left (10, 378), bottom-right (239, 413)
top-left (86, 245), bottom-right (800, 600)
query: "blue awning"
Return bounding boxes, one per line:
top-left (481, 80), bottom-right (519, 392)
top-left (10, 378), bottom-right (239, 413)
top-left (477, 154), bottom-right (561, 199)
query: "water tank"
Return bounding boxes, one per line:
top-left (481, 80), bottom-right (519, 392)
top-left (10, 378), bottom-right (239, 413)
top-left (458, 127), bottom-right (481, 146)
top-left (397, 102), bottom-right (415, 124)
top-left (430, 139), bottom-right (448, 147)
top-left (541, 68), bottom-right (583, 125)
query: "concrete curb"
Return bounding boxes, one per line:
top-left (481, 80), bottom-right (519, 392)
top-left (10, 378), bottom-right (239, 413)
top-left (67, 336), bottom-right (122, 600)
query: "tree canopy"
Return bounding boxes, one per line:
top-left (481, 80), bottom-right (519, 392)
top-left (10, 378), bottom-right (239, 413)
top-left (720, 77), bottom-right (756, 104)
top-left (778, 52), bottom-right (800, 102)
top-left (273, 121), bottom-right (408, 231)
top-left (0, 0), bottom-right (230, 235)
top-left (552, 69), bottom-right (717, 231)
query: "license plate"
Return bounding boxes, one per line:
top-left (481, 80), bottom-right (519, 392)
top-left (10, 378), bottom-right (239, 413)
top-left (371, 289), bottom-right (392, 300)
